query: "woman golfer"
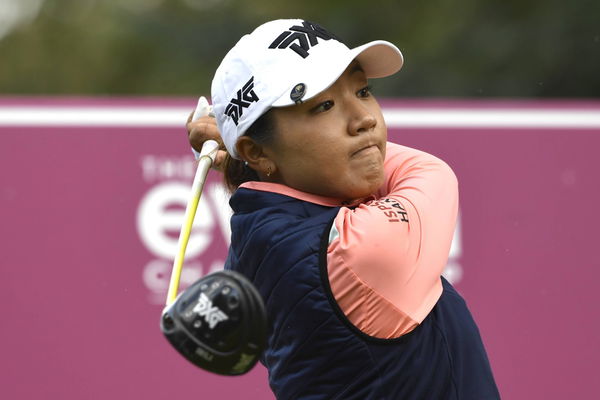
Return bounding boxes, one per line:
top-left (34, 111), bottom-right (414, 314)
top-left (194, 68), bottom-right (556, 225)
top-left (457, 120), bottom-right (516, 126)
top-left (187, 19), bottom-right (500, 400)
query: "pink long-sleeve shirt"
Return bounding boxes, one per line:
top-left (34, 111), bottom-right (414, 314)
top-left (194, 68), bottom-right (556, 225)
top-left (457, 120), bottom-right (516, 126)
top-left (239, 142), bottom-right (458, 339)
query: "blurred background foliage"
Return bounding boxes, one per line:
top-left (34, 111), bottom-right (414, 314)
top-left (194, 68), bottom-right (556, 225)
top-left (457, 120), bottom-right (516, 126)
top-left (0, 0), bottom-right (598, 98)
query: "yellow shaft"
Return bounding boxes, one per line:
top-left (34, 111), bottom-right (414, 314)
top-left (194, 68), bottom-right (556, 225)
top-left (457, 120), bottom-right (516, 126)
top-left (165, 154), bottom-right (213, 305)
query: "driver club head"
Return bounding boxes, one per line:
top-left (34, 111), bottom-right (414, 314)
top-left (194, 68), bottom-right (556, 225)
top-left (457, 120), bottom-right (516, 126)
top-left (160, 270), bottom-right (267, 376)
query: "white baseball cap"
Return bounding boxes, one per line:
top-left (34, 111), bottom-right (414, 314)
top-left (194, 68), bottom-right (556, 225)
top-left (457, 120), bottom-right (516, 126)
top-left (211, 19), bottom-right (404, 159)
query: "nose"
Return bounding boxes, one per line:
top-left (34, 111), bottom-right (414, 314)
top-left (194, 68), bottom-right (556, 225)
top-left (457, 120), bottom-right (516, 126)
top-left (347, 100), bottom-right (377, 136)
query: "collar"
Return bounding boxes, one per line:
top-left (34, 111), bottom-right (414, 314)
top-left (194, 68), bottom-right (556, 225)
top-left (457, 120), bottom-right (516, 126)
top-left (239, 181), bottom-right (368, 207)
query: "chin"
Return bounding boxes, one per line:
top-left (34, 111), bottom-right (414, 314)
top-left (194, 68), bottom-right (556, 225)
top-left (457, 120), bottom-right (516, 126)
top-left (334, 165), bottom-right (385, 200)
top-left (348, 175), bottom-right (385, 200)
top-left (365, 168), bottom-right (385, 192)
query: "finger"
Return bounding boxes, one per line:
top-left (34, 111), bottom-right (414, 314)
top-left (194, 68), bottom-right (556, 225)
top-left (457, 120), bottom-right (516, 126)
top-left (186, 115), bottom-right (217, 136)
top-left (212, 150), bottom-right (228, 172)
top-left (188, 121), bottom-right (222, 153)
top-left (188, 120), bottom-right (220, 143)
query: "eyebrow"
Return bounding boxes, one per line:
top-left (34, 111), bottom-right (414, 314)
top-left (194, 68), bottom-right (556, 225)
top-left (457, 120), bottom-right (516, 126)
top-left (349, 62), bottom-right (365, 75)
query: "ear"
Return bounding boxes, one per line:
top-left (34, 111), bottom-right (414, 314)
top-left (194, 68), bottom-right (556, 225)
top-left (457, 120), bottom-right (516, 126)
top-left (235, 136), bottom-right (277, 179)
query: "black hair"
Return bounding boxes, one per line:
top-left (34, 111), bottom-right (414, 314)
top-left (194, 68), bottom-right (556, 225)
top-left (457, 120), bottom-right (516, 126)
top-left (222, 109), bottom-right (276, 193)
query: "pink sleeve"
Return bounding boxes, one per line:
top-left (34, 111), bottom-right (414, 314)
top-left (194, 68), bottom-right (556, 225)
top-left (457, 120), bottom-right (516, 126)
top-left (327, 142), bottom-right (459, 338)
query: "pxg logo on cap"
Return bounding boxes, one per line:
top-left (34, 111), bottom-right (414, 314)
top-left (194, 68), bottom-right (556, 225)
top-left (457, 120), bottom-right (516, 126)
top-left (224, 77), bottom-right (259, 126)
top-left (268, 20), bottom-right (341, 59)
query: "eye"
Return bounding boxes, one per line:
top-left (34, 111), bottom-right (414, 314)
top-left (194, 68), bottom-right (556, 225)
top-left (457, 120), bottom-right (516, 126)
top-left (312, 100), bottom-right (334, 113)
top-left (357, 85), bottom-right (372, 98)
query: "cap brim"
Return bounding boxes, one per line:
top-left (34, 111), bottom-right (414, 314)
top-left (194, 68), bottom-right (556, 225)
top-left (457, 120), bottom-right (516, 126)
top-left (272, 40), bottom-right (403, 107)
top-left (352, 40), bottom-right (404, 79)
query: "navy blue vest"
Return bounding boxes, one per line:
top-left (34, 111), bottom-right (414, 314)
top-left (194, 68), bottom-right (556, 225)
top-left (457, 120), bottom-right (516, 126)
top-left (225, 188), bottom-right (500, 399)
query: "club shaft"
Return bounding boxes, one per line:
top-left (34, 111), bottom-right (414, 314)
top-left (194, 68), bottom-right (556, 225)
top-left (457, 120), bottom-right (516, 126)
top-left (166, 153), bottom-right (213, 305)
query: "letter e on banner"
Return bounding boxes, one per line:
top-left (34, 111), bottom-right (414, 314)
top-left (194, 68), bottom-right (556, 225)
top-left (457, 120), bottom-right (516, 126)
top-left (136, 181), bottom-right (214, 259)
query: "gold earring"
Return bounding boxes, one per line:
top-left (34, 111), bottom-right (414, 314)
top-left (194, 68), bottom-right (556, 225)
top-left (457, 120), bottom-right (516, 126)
top-left (267, 166), bottom-right (272, 177)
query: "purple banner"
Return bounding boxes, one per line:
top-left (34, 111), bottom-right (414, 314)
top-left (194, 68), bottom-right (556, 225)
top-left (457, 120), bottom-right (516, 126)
top-left (1, 98), bottom-right (599, 399)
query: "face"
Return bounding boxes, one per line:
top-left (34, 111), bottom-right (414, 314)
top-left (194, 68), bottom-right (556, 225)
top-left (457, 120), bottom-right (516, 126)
top-left (265, 62), bottom-right (387, 201)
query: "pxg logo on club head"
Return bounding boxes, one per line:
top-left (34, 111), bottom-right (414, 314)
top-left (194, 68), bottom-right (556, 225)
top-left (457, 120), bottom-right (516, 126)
top-left (160, 270), bottom-right (267, 376)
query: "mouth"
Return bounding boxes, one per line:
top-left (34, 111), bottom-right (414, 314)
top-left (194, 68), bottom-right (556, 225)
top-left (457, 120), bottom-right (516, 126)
top-left (351, 143), bottom-right (379, 157)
